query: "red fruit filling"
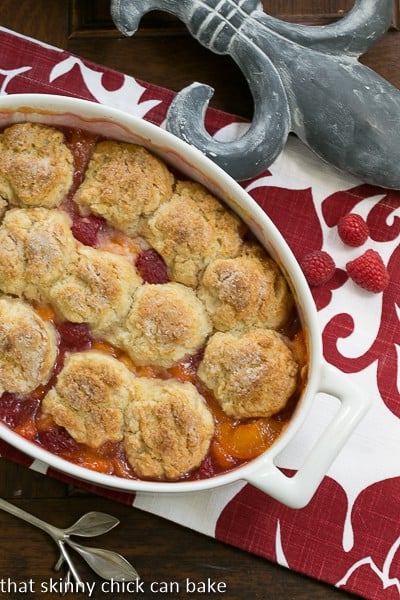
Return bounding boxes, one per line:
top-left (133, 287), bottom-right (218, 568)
top-left (71, 214), bottom-right (105, 246)
top-left (38, 427), bottom-right (79, 454)
top-left (0, 394), bottom-right (40, 428)
top-left (57, 322), bottom-right (93, 350)
top-left (136, 249), bottom-right (169, 283)
top-left (64, 127), bottom-right (97, 194)
top-left (189, 454), bottom-right (216, 481)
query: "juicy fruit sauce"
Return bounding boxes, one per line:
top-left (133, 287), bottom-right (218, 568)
top-left (0, 127), bottom-right (307, 482)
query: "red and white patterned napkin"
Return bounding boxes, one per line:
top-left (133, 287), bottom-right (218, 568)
top-left (0, 26), bottom-right (399, 599)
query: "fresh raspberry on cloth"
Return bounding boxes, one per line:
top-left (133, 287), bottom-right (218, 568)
top-left (346, 249), bottom-right (389, 293)
top-left (337, 213), bottom-right (369, 246)
top-left (299, 250), bottom-right (336, 286)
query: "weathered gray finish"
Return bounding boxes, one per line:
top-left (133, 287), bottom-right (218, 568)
top-left (111, 0), bottom-right (400, 187)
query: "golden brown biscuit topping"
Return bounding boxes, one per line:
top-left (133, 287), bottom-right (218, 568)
top-left (105, 282), bottom-right (212, 367)
top-left (0, 122), bottom-right (73, 208)
top-left (198, 245), bottom-right (293, 333)
top-left (49, 245), bottom-right (141, 331)
top-left (74, 141), bottom-right (174, 235)
top-left (42, 351), bottom-right (135, 448)
top-left (197, 330), bottom-right (299, 419)
top-left (144, 181), bottom-right (245, 287)
top-left (0, 208), bottom-right (76, 300)
top-left (0, 296), bottom-right (57, 395)
top-left (124, 378), bottom-right (214, 480)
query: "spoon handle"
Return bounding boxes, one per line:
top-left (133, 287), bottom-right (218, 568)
top-left (0, 497), bottom-right (61, 541)
top-left (58, 541), bottom-right (84, 586)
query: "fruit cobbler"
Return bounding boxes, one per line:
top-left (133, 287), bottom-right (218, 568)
top-left (0, 122), bottom-right (307, 481)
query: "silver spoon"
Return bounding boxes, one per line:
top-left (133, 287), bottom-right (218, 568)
top-left (0, 497), bottom-right (139, 582)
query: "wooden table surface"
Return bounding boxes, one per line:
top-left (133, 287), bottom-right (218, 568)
top-left (1, 2), bottom-right (399, 598)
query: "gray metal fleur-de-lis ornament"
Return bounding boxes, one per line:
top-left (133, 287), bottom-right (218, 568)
top-left (111, 0), bottom-right (400, 186)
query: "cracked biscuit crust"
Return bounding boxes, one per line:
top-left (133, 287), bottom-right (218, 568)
top-left (74, 141), bottom-right (174, 235)
top-left (124, 377), bottom-right (215, 480)
top-left (0, 122), bottom-right (73, 208)
top-left (198, 330), bottom-right (298, 419)
top-left (0, 198), bottom-right (6, 221)
top-left (0, 296), bottom-right (58, 395)
top-left (144, 181), bottom-right (245, 287)
top-left (42, 351), bottom-right (136, 448)
top-left (197, 245), bottom-right (293, 334)
top-left (107, 282), bottom-right (212, 367)
top-left (0, 208), bottom-right (76, 300)
top-left (48, 245), bottom-right (142, 330)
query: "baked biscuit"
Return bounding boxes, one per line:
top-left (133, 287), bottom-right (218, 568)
top-left (0, 296), bottom-right (57, 395)
top-left (42, 351), bottom-right (136, 448)
top-left (0, 207), bottom-right (76, 301)
top-left (197, 247), bottom-right (293, 333)
top-left (0, 122), bottom-right (73, 208)
top-left (108, 282), bottom-right (212, 367)
top-left (144, 181), bottom-right (244, 287)
top-left (48, 245), bottom-right (142, 330)
top-left (0, 208), bottom-right (76, 299)
top-left (198, 330), bottom-right (298, 418)
top-left (0, 212), bottom-right (26, 297)
top-left (74, 141), bottom-right (174, 235)
top-left (124, 377), bottom-right (215, 480)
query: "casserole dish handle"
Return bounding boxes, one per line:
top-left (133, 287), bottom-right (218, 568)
top-left (246, 363), bottom-right (370, 508)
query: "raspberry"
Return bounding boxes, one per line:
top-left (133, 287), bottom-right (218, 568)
top-left (71, 214), bottom-right (105, 246)
top-left (338, 213), bottom-right (369, 247)
top-left (0, 394), bottom-right (39, 428)
top-left (136, 249), bottom-right (169, 283)
top-left (38, 427), bottom-right (78, 454)
top-left (346, 249), bottom-right (389, 293)
top-left (57, 322), bottom-right (93, 350)
top-left (299, 250), bottom-right (336, 286)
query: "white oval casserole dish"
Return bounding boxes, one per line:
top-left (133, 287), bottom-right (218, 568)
top-left (0, 94), bottom-right (370, 508)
